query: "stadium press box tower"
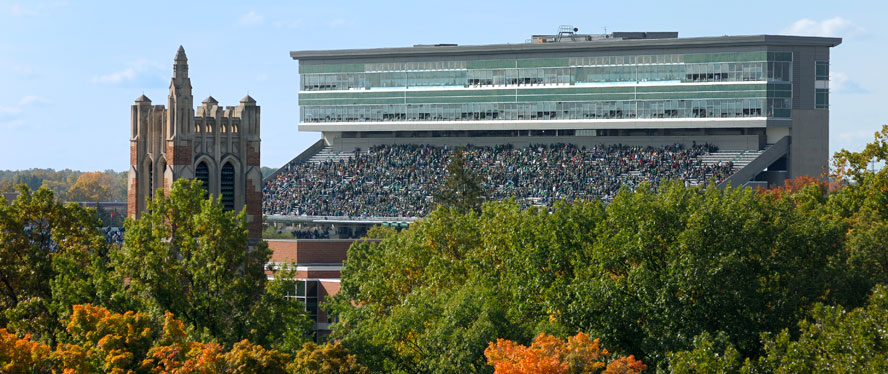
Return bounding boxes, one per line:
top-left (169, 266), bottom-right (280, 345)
top-left (128, 46), bottom-right (263, 241)
top-left (287, 30), bottom-right (841, 187)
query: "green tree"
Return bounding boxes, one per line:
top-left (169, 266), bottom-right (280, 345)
top-left (0, 185), bottom-right (116, 344)
top-left (328, 200), bottom-right (603, 374)
top-left (668, 332), bottom-right (743, 374)
top-left (670, 286), bottom-right (888, 374)
top-left (568, 183), bottom-right (851, 369)
top-left (749, 285), bottom-right (888, 373)
top-left (433, 149), bottom-right (486, 214)
top-left (113, 179), bottom-right (311, 349)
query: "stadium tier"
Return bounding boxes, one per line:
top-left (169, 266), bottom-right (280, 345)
top-left (263, 143), bottom-right (734, 218)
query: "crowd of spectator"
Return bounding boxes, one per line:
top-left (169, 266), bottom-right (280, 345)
top-left (291, 226), bottom-right (332, 239)
top-left (263, 143), bottom-right (734, 218)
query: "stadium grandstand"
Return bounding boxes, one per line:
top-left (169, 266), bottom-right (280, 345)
top-left (268, 28), bottom-right (840, 220)
top-left (263, 28), bottom-right (841, 334)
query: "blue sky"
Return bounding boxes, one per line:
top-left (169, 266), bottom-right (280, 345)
top-left (0, 0), bottom-right (885, 171)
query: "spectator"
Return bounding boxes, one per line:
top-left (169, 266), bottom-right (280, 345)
top-left (263, 143), bottom-right (733, 218)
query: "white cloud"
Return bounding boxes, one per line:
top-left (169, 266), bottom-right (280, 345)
top-left (256, 73), bottom-right (268, 81)
top-left (0, 106), bottom-right (22, 116)
top-left (0, 95), bottom-right (51, 128)
top-left (273, 19), bottom-right (304, 29)
top-left (830, 72), bottom-right (868, 94)
top-left (93, 68), bottom-right (136, 84)
top-left (1, 120), bottom-right (25, 129)
top-left (238, 11), bottom-right (264, 26)
top-left (91, 59), bottom-right (164, 85)
top-left (18, 95), bottom-right (50, 106)
top-left (783, 17), bottom-right (863, 37)
top-left (10, 4), bottom-right (37, 16)
top-left (8, 2), bottom-right (66, 17)
top-left (0, 95), bottom-right (49, 117)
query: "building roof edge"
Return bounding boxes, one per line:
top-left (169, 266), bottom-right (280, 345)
top-left (290, 35), bottom-right (842, 61)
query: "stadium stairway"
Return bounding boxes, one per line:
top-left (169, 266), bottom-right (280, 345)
top-left (307, 147), bottom-right (355, 164)
top-left (699, 149), bottom-right (766, 172)
top-left (717, 136), bottom-right (791, 188)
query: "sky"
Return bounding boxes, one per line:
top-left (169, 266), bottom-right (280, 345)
top-left (0, 0), bottom-right (885, 171)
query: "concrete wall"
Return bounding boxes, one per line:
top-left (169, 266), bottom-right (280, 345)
top-left (790, 109), bottom-right (829, 179)
top-left (301, 118), bottom-right (770, 133)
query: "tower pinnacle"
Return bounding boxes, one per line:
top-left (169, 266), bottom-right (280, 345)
top-left (173, 45), bottom-right (188, 79)
top-left (175, 45), bottom-right (187, 61)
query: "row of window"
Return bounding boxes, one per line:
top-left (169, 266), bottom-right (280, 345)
top-left (300, 51), bottom-right (793, 74)
top-left (301, 98), bottom-right (789, 123)
top-left (194, 122), bottom-right (240, 133)
top-left (301, 61), bottom-right (792, 91)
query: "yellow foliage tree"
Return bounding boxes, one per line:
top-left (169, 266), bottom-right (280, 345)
top-left (0, 328), bottom-right (51, 374)
top-left (288, 342), bottom-right (369, 374)
top-left (66, 171), bottom-right (115, 202)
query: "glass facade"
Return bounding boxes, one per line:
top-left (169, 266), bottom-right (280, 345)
top-left (299, 51), bottom-right (793, 124)
top-left (815, 61), bottom-right (829, 81)
top-left (815, 61), bottom-right (829, 109)
top-left (286, 279), bottom-right (319, 321)
top-left (816, 88), bottom-right (829, 109)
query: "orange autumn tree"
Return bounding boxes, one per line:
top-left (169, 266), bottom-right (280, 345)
top-left (758, 176), bottom-right (831, 199)
top-left (484, 332), bottom-right (646, 374)
top-left (0, 328), bottom-right (51, 374)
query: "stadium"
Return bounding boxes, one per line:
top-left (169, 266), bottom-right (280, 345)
top-left (261, 28), bottom-right (841, 333)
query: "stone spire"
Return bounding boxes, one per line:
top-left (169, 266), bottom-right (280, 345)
top-left (173, 45), bottom-right (188, 80)
top-left (168, 45), bottom-right (193, 138)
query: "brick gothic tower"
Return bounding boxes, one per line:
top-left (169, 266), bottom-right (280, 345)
top-left (128, 46), bottom-right (262, 241)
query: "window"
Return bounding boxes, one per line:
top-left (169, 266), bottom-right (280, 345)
top-left (147, 161), bottom-right (153, 200)
top-left (286, 280), bottom-right (319, 322)
top-left (815, 61), bottom-right (829, 81)
top-left (221, 162), bottom-right (235, 211)
top-left (816, 88), bottom-right (829, 109)
top-left (195, 162), bottom-right (209, 198)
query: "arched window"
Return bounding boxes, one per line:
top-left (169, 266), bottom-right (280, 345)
top-left (221, 162), bottom-right (235, 211)
top-left (195, 161), bottom-right (209, 198)
top-left (147, 160), bottom-right (153, 201)
top-left (158, 158), bottom-right (167, 193)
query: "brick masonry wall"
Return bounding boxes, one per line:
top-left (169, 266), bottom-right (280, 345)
top-left (127, 177), bottom-right (138, 218)
top-left (130, 142), bottom-right (138, 166)
top-left (246, 178), bottom-right (262, 239)
top-left (247, 141), bottom-right (260, 166)
top-left (267, 240), bottom-right (354, 263)
top-left (165, 140), bottom-right (192, 166)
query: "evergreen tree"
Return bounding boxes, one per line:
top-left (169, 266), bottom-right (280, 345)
top-left (433, 149), bottom-right (486, 214)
